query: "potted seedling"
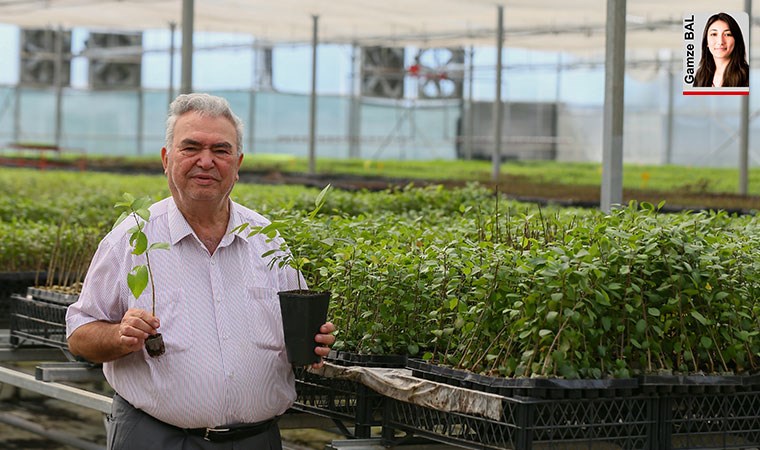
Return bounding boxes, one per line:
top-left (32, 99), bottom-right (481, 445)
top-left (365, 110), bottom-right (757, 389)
top-left (114, 193), bottom-right (170, 358)
top-left (233, 184), bottom-right (332, 366)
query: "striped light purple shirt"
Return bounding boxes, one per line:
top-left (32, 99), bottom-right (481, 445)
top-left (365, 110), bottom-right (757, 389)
top-left (66, 197), bottom-right (304, 428)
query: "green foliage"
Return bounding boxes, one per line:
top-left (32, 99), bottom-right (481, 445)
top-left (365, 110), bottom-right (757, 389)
top-left (231, 184), bottom-right (333, 291)
top-left (2, 168), bottom-right (760, 378)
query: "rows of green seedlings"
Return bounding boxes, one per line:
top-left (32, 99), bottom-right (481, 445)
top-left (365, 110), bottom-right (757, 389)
top-left (2, 168), bottom-right (760, 378)
top-left (278, 196), bottom-right (760, 378)
top-left (0, 169), bottom-right (493, 270)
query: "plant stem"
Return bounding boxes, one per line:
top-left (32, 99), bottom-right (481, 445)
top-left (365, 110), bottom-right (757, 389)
top-left (146, 250), bottom-right (156, 317)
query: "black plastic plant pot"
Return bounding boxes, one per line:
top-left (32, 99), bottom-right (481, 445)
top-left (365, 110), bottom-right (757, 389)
top-left (145, 333), bottom-right (165, 357)
top-left (278, 289), bottom-right (330, 366)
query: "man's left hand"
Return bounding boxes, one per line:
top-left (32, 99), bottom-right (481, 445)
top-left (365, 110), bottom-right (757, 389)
top-left (311, 322), bottom-right (336, 369)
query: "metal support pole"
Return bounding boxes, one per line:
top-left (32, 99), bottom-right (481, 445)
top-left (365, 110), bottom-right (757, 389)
top-left (347, 42), bottom-right (361, 159)
top-left (247, 89), bottom-right (256, 154)
top-left (13, 85), bottom-right (21, 143)
top-left (308, 15), bottom-right (319, 175)
top-left (664, 56), bottom-right (675, 165)
top-left (168, 21), bottom-right (176, 104)
top-left (54, 26), bottom-right (64, 149)
top-left (465, 45), bottom-right (475, 160)
top-left (739, 0), bottom-right (752, 195)
top-left (137, 88), bottom-right (144, 155)
top-left (555, 53), bottom-right (562, 104)
top-left (600, 0), bottom-right (626, 212)
top-left (248, 38), bottom-right (256, 154)
top-left (491, 5), bottom-right (504, 182)
top-left (180, 0), bottom-right (194, 95)
top-left (0, 366), bottom-right (112, 414)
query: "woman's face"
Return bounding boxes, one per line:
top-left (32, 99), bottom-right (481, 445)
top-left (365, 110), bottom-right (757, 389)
top-left (707, 20), bottom-right (735, 61)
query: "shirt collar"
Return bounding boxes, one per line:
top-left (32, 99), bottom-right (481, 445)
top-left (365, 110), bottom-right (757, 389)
top-left (167, 197), bottom-right (248, 248)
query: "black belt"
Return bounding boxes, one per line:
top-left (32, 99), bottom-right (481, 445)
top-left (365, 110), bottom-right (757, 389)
top-left (183, 418), bottom-right (278, 442)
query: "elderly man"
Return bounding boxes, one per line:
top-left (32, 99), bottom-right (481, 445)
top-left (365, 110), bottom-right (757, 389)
top-left (66, 93), bottom-right (335, 449)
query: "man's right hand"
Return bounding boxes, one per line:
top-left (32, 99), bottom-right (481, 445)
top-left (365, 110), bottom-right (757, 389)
top-left (118, 308), bottom-right (161, 353)
top-left (68, 309), bottom-right (160, 363)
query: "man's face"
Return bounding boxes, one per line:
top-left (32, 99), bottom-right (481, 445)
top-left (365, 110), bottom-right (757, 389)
top-left (161, 111), bottom-right (243, 207)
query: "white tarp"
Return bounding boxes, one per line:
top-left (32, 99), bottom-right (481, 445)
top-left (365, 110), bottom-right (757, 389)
top-left (313, 362), bottom-right (506, 421)
top-left (0, 0), bottom-right (753, 55)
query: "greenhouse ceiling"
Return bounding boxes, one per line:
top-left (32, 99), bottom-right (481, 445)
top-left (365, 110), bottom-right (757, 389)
top-left (0, 0), bottom-right (754, 55)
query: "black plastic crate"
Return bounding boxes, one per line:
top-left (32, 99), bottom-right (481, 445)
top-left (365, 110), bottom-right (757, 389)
top-left (0, 271), bottom-right (50, 328)
top-left (383, 394), bottom-right (657, 450)
top-left (292, 366), bottom-right (384, 438)
top-left (645, 376), bottom-right (760, 450)
top-left (9, 289), bottom-right (75, 349)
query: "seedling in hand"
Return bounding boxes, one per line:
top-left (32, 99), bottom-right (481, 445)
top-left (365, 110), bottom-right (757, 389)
top-left (114, 193), bottom-right (170, 357)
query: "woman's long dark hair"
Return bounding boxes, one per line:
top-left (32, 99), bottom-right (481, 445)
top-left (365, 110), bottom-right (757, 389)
top-left (693, 12), bottom-right (749, 87)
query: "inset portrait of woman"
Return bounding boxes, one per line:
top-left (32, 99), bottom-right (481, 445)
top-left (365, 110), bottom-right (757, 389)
top-left (693, 12), bottom-right (749, 88)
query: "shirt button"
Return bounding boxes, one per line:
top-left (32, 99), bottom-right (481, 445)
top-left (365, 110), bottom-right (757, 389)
top-left (210, 260), bottom-right (216, 266)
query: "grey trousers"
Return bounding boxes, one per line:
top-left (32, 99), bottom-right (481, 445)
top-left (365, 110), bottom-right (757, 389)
top-left (107, 394), bottom-right (283, 450)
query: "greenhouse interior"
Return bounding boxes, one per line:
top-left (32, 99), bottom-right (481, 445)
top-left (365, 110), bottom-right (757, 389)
top-left (0, 1), bottom-right (759, 449)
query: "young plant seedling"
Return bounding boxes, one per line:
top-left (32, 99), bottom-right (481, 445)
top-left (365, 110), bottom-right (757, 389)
top-left (232, 184), bottom-right (333, 365)
top-left (113, 193), bottom-right (170, 357)
top-left (232, 184), bottom-right (332, 292)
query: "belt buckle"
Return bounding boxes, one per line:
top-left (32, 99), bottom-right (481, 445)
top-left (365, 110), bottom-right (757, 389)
top-left (203, 427), bottom-right (230, 441)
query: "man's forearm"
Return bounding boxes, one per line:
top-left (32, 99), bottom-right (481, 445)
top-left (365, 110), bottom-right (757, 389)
top-left (68, 321), bottom-right (130, 363)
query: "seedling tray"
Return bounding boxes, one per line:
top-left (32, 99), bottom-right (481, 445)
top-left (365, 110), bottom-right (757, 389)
top-left (326, 350), bottom-right (407, 368)
top-left (406, 359), bottom-right (637, 399)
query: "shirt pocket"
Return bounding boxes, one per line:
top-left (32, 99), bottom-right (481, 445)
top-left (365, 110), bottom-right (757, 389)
top-left (152, 288), bottom-right (192, 354)
top-left (245, 286), bottom-right (285, 350)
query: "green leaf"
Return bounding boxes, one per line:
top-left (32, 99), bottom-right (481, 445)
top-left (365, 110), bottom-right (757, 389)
top-left (261, 249), bottom-right (278, 258)
top-left (690, 311), bottom-right (709, 325)
top-left (127, 265), bottom-right (149, 299)
top-left (647, 307), bottom-right (661, 317)
top-left (131, 231), bottom-right (148, 255)
top-left (230, 223), bottom-right (249, 234)
top-left (595, 290), bottom-right (611, 306)
top-left (132, 196), bottom-right (152, 211)
top-left (135, 208), bottom-right (151, 222)
top-left (308, 184), bottom-right (332, 219)
top-left (700, 336), bottom-right (713, 349)
top-left (149, 242), bottom-right (170, 251)
top-left (112, 211), bottom-right (129, 229)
